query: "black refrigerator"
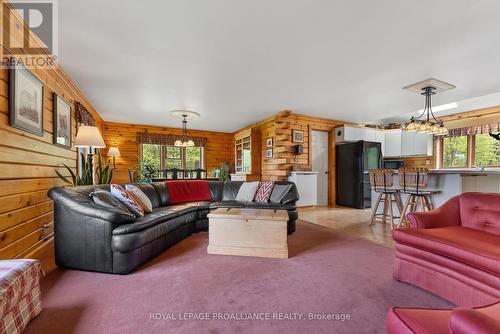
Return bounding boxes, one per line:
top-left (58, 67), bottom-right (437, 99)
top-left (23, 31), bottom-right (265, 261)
top-left (336, 141), bottom-right (382, 209)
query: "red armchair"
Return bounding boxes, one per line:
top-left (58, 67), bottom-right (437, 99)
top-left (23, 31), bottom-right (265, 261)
top-left (393, 192), bottom-right (500, 307)
top-left (387, 301), bottom-right (500, 334)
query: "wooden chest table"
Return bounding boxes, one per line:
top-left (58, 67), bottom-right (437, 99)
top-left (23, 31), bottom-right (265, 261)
top-left (207, 208), bottom-right (288, 259)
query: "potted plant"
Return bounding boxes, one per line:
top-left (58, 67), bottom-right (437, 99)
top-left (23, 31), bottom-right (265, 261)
top-left (210, 162), bottom-right (231, 182)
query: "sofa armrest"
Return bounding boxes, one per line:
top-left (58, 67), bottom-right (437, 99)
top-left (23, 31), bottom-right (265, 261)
top-left (407, 196), bottom-right (461, 229)
top-left (449, 308), bottom-right (500, 334)
top-left (48, 187), bottom-right (136, 224)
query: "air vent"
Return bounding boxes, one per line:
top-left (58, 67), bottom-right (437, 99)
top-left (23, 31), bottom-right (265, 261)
top-left (403, 78), bottom-right (456, 94)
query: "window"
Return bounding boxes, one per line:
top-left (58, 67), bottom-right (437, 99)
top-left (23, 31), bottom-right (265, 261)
top-left (475, 133), bottom-right (500, 167)
top-left (141, 144), bottom-right (204, 176)
top-left (443, 136), bottom-right (468, 168)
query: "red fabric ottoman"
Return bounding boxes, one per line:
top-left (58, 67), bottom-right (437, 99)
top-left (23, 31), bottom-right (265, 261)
top-left (0, 260), bottom-right (42, 334)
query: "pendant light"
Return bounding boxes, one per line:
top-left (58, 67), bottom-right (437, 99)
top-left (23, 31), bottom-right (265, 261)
top-left (169, 110), bottom-right (200, 147)
top-left (402, 79), bottom-right (454, 137)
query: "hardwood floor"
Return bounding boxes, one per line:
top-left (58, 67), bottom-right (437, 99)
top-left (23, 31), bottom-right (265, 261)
top-left (298, 206), bottom-right (395, 248)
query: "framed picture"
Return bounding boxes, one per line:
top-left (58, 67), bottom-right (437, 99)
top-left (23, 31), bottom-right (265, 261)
top-left (266, 137), bottom-right (273, 147)
top-left (53, 93), bottom-right (72, 147)
top-left (292, 130), bottom-right (304, 143)
top-left (266, 148), bottom-right (273, 158)
top-left (9, 63), bottom-right (44, 136)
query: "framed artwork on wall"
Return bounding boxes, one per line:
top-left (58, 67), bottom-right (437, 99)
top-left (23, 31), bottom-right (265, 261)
top-left (53, 93), bottom-right (72, 148)
top-left (266, 148), bottom-right (273, 158)
top-left (266, 137), bottom-right (273, 147)
top-left (292, 130), bottom-right (304, 143)
top-left (9, 63), bottom-right (44, 136)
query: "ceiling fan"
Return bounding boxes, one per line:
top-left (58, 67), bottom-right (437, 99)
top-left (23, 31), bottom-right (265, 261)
top-left (490, 132), bottom-right (500, 140)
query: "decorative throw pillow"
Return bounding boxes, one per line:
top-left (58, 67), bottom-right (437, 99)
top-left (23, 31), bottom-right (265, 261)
top-left (125, 185), bottom-right (153, 213)
top-left (89, 190), bottom-right (134, 217)
top-left (254, 181), bottom-right (274, 203)
top-left (110, 184), bottom-right (144, 217)
top-left (235, 182), bottom-right (260, 202)
top-left (270, 184), bottom-right (293, 203)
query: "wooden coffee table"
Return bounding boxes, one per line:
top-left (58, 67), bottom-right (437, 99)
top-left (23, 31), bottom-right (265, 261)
top-left (207, 208), bottom-right (288, 259)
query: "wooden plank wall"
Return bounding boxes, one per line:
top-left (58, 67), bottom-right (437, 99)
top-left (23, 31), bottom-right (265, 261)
top-left (0, 1), bottom-right (103, 271)
top-left (102, 121), bottom-right (234, 183)
top-left (239, 111), bottom-right (345, 206)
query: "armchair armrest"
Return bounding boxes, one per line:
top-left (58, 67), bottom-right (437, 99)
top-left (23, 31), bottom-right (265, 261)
top-left (449, 308), bottom-right (500, 334)
top-left (407, 196), bottom-right (461, 229)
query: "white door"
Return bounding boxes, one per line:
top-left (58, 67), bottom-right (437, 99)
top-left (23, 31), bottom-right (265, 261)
top-left (312, 130), bottom-right (329, 206)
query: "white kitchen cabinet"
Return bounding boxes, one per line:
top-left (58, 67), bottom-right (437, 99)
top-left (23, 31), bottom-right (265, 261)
top-left (384, 129), bottom-right (402, 157)
top-left (335, 126), bottom-right (383, 144)
top-left (401, 131), bottom-right (433, 156)
top-left (375, 131), bottom-right (385, 156)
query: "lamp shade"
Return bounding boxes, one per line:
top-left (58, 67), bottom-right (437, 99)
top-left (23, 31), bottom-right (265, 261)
top-left (107, 146), bottom-right (121, 157)
top-left (74, 125), bottom-right (106, 148)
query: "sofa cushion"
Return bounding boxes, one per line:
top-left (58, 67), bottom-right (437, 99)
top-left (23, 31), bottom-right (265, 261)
top-left (208, 182), bottom-right (223, 202)
top-left (209, 200), bottom-right (247, 209)
top-left (270, 184), bottom-right (293, 203)
top-left (125, 185), bottom-right (153, 213)
top-left (167, 204), bottom-right (199, 216)
top-left (111, 213), bottom-right (197, 252)
top-left (165, 180), bottom-right (212, 204)
top-left (151, 182), bottom-right (169, 206)
top-left (132, 183), bottom-right (161, 209)
top-left (112, 207), bottom-right (178, 235)
top-left (393, 226), bottom-right (500, 276)
top-left (89, 190), bottom-right (133, 216)
top-left (235, 182), bottom-right (259, 201)
top-left (459, 193), bottom-right (500, 236)
top-left (222, 181), bottom-right (243, 200)
top-left (254, 181), bottom-right (274, 203)
top-left (110, 184), bottom-right (144, 217)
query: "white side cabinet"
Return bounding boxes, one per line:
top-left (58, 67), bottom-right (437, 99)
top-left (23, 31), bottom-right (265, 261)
top-left (288, 172), bottom-right (318, 207)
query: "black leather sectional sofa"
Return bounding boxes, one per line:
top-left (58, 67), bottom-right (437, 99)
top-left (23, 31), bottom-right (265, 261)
top-left (48, 181), bottom-right (299, 274)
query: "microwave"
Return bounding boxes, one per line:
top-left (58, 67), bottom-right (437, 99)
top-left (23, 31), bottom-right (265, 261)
top-left (383, 160), bottom-right (404, 169)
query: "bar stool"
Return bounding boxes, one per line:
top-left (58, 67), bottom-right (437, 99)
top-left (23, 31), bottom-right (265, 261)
top-left (398, 168), bottom-right (439, 227)
top-left (368, 169), bottom-right (403, 229)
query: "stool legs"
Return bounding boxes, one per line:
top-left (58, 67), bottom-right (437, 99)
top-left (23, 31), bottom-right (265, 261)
top-left (369, 193), bottom-right (383, 225)
top-left (369, 192), bottom-right (403, 229)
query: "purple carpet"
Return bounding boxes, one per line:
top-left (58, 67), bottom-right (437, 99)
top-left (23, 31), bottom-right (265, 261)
top-left (25, 221), bottom-right (452, 334)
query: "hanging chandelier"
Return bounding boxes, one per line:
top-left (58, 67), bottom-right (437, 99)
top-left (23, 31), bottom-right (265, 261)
top-left (402, 86), bottom-right (448, 136)
top-left (169, 110), bottom-right (200, 147)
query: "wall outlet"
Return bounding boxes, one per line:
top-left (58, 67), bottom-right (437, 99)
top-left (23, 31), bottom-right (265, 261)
top-left (425, 159), bottom-right (431, 165)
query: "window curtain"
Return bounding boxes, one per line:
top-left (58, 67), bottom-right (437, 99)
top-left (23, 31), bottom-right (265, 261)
top-left (447, 122), bottom-right (499, 137)
top-left (136, 131), bottom-right (207, 147)
top-left (75, 102), bottom-right (96, 126)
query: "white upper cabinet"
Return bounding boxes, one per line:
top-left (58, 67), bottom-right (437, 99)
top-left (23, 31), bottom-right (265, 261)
top-left (401, 131), bottom-right (433, 156)
top-left (384, 129), bottom-right (402, 157)
top-left (335, 125), bottom-right (432, 157)
top-left (335, 126), bottom-right (382, 143)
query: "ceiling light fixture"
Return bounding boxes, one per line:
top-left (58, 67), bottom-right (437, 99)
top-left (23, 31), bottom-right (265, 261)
top-left (402, 79), bottom-right (456, 136)
top-left (169, 110), bottom-right (200, 147)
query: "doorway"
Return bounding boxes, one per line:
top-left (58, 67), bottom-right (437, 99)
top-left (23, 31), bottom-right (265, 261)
top-left (311, 130), bottom-right (329, 206)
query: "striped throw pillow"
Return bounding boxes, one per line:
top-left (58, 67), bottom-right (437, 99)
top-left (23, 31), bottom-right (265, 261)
top-left (110, 184), bottom-right (145, 217)
top-left (254, 181), bottom-right (274, 203)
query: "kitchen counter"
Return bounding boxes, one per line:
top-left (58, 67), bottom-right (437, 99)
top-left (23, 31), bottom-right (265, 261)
top-left (370, 168), bottom-right (500, 210)
top-left (429, 168), bottom-right (500, 175)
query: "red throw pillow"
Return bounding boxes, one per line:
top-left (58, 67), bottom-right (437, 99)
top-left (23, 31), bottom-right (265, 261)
top-left (254, 181), bottom-right (274, 202)
top-left (165, 180), bottom-right (212, 204)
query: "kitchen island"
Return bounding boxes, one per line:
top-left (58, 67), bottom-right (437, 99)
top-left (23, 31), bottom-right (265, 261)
top-left (370, 168), bottom-right (500, 210)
